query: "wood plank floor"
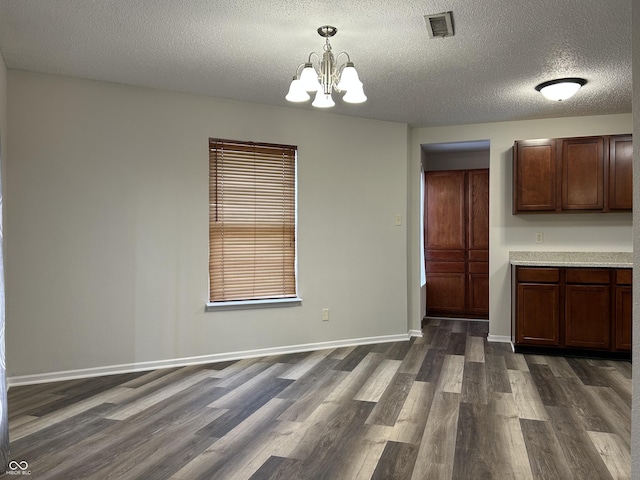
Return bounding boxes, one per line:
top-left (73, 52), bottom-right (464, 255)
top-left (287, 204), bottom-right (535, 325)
top-left (2, 318), bottom-right (631, 479)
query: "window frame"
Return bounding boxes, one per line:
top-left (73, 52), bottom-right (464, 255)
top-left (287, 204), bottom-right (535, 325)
top-left (206, 138), bottom-right (301, 310)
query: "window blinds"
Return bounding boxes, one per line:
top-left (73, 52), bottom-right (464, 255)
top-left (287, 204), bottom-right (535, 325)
top-left (209, 139), bottom-right (297, 302)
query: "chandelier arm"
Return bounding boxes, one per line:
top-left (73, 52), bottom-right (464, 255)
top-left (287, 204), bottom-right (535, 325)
top-left (294, 62), bottom-right (307, 77)
top-left (334, 64), bottom-right (346, 92)
top-left (307, 52), bottom-right (321, 65)
top-left (335, 52), bottom-right (352, 64)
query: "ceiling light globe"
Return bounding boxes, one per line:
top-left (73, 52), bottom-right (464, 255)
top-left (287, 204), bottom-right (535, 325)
top-left (285, 78), bottom-right (311, 102)
top-left (312, 91), bottom-right (335, 108)
top-left (342, 83), bottom-right (367, 104)
top-left (337, 63), bottom-right (362, 91)
top-left (535, 78), bottom-right (586, 101)
top-left (300, 64), bottom-right (321, 91)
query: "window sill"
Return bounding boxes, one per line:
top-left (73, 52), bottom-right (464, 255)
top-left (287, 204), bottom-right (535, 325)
top-left (206, 297), bottom-right (303, 312)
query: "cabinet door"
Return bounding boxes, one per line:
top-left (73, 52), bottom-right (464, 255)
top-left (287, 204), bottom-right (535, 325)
top-left (565, 285), bottom-right (610, 349)
top-left (467, 170), bottom-right (489, 317)
top-left (468, 263), bottom-right (489, 315)
top-left (516, 283), bottom-right (560, 346)
top-left (425, 171), bottom-right (465, 250)
top-left (561, 137), bottom-right (604, 210)
top-left (467, 170), bottom-right (489, 250)
top-left (608, 135), bottom-right (633, 210)
top-left (426, 272), bottom-right (466, 315)
top-left (513, 139), bottom-right (557, 212)
top-left (615, 286), bottom-right (632, 351)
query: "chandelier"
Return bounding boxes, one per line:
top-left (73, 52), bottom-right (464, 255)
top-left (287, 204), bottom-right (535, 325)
top-left (286, 25), bottom-right (367, 108)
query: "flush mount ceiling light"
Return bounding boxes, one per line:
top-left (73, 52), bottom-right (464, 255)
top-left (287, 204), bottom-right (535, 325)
top-left (286, 25), bottom-right (366, 108)
top-left (535, 78), bottom-right (587, 101)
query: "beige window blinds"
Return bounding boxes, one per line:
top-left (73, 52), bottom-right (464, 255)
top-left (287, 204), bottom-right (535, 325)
top-left (209, 139), bottom-right (297, 302)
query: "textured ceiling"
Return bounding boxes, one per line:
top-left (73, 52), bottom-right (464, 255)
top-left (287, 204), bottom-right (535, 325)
top-left (0, 0), bottom-right (632, 127)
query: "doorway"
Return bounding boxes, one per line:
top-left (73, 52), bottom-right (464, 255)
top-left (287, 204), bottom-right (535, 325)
top-left (422, 140), bottom-right (490, 320)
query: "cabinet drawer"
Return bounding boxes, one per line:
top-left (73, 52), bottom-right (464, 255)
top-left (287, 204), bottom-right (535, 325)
top-left (426, 261), bottom-right (465, 273)
top-left (425, 250), bottom-right (465, 262)
top-left (616, 269), bottom-right (632, 285)
top-left (565, 268), bottom-right (610, 284)
top-left (469, 261), bottom-right (488, 274)
top-left (469, 250), bottom-right (489, 262)
top-left (517, 267), bottom-right (560, 283)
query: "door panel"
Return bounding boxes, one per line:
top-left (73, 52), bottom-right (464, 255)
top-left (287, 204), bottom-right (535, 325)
top-left (425, 171), bottom-right (465, 250)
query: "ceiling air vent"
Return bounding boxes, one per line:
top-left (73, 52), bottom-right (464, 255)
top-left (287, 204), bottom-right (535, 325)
top-left (424, 12), bottom-right (454, 38)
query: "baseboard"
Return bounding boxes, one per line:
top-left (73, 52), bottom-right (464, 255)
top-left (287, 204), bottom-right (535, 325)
top-left (8, 332), bottom-right (413, 387)
top-left (408, 329), bottom-right (423, 338)
top-left (487, 334), bottom-right (511, 343)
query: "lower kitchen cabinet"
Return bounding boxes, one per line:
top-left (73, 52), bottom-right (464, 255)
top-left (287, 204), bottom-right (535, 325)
top-left (615, 269), bottom-right (632, 351)
top-left (513, 266), bottom-right (631, 356)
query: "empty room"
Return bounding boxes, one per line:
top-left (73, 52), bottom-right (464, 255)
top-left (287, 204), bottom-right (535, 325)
top-left (0, 1), bottom-right (637, 479)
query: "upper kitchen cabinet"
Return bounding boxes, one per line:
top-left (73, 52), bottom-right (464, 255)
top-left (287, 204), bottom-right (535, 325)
top-left (513, 139), bottom-right (557, 212)
top-left (560, 136), bottom-right (604, 211)
top-left (512, 134), bottom-right (632, 214)
top-left (608, 135), bottom-right (633, 210)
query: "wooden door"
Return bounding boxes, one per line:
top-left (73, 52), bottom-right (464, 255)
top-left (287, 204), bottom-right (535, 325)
top-left (425, 171), bottom-right (465, 250)
top-left (561, 137), bottom-right (604, 210)
top-left (425, 169), bottom-right (488, 318)
top-left (467, 170), bottom-right (489, 315)
top-left (513, 139), bottom-right (557, 212)
top-left (425, 171), bottom-right (466, 315)
top-left (608, 135), bottom-right (633, 210)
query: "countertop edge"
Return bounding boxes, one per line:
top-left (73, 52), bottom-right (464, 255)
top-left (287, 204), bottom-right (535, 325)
top-left (509, 251), bottom-right (633, 268)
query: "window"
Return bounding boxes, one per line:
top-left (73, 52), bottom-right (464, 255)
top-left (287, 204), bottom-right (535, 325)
top-left (208, 138), bottom-right (298, 305)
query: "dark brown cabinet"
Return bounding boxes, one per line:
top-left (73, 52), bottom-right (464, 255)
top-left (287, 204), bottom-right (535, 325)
top-left (425, 169), bottom-right (488, 318)
top-left (615, 269), bottom-right (632, 351)
top-left (561, 137), bottom-right (604, 211)
top-left (564, 269), bottom-right (610, 349)
top-left (513, 139), bottom-right (556, 212)
top-left (608, 135), bottom-right (633, 210)
top-left (513, 266), bottom-right (631, 355)
top-left (513, 134), bottom-right (632, 214)
top-left (516, 268), bottom-right (561, 346)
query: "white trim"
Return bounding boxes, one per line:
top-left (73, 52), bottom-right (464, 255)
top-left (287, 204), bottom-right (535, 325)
top-left (206, 297), bottom-right (302, 311)
top-left (408, 329), bottom-right (423, 337)
top-left (487, 334), bottom-right (511, 343)
top-left (8, 332), bottom-right (411, 387)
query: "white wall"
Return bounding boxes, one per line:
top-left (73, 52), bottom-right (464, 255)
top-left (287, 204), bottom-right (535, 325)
top-left (409, 114), bottom-right (633, 338)
top-left (6, 71), bottom-right (410, 377)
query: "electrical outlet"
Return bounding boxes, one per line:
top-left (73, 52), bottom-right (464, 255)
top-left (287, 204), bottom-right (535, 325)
top-left (322, 308), bottom-right (330, 321)
top-left (395, 214), bottom-right (402, 226)
top-left (535, 232), bottom-right (544, 244)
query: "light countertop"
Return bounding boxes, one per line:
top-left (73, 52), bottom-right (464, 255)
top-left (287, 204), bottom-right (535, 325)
top-left (509, 251), bottom-right (633, 268)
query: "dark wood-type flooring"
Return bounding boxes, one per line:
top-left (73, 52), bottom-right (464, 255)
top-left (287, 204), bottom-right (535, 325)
top-left (2, 319), bottom-right (631, 479)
